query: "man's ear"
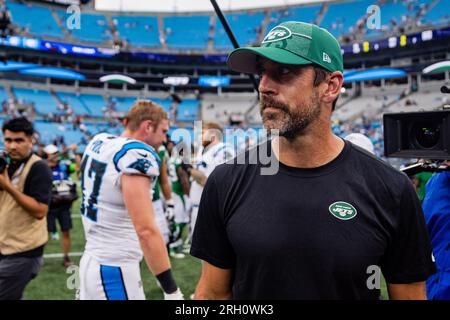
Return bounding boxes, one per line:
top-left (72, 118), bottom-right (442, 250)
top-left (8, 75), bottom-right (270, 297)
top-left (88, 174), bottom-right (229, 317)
top-left (143, 119), bottom-right (153, 132)
top-left (323, 71), bottom-right (343, 105)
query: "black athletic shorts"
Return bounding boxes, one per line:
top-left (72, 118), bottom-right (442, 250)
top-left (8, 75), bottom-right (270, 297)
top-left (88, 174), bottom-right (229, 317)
top-left (47, 204), bottom-right (73, 232)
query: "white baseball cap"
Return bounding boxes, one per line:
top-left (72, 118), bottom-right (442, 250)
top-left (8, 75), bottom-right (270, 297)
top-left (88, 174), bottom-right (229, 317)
top-left (344, 133), bottom-right (375, 155)
top-left (43, 144), bottom-right (59, 155)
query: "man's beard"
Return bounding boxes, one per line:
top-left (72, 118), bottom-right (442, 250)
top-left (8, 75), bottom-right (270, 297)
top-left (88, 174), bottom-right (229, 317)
top-left (260, 93), bottom-right (321, 140)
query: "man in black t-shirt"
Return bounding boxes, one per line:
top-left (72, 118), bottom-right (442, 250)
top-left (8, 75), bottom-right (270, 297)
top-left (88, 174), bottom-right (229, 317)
top-left (0, 117), bottom-right (53, 300)
top-left (190, 21), bottom-right (436, 300)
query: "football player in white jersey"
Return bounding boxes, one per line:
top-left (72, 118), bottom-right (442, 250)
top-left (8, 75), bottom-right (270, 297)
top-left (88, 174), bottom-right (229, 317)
top-left (184, 122), bottom-right (235, 245)
top-left (78, 100), bottom-right (183, 300)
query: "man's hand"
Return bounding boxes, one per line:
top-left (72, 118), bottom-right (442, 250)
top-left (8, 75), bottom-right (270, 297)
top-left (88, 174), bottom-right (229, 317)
top-left (0, 168), bottom-right (11, 191)
top-left (0, 167), bottom-right (48, 219)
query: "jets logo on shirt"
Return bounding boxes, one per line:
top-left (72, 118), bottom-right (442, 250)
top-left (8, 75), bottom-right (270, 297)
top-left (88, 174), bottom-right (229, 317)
top-left (127, 158), bottom-right (152, 174)
top-left (329, 201), bottom-right (358, 220)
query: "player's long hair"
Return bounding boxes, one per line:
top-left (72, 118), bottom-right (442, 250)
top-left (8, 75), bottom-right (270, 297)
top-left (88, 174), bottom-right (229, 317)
top-left (124, 100), bottom-right (168, 132)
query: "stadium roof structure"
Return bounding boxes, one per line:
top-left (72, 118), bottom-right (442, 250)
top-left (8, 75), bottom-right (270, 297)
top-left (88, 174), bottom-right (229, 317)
top-left (18, 67), bottom-right (86, 80)
top-left (96, 0), bottom-right (328, 13)
top-left (0, 61), bottom-right (38, 71)
top-left (343, 68), bottom-right (407, 83)
top-left (422, 61), bottom-right (450, 74)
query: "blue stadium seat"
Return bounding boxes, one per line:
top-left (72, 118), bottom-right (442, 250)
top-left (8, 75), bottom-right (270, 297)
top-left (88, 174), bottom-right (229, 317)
top-left (33, 120), bottom-right (67, 144)
top-left (214, 12), bottom-right (265, 50)
top-left (268, 4), bottom-right (322, 31)
top-left (176, 99), bottom-right (199, 122)
top-left (320, 0), bottom-right (374, 39)
top-left (109, 96), bottom-right (137, 113)
top-left (7, 1), bottom-right (64, 39)
top-left (58, 10), bottom-right (111, 43)
top-left (78, 94), bottom-right (105, 117)
top-left (365, 0), bottom-right (418, 39)
top-left (148, 98), bottom-right (172, 113)
top-left (113, 15), bottom-right (160, 48)
top-left (0, 86), bottom-right (9, 113)
top-left (13, 88), bottom-right (59, 115)
top-left (420, 0), bottom-right (450, 26)
top-left (57, 92), bottom-right (91, 115)
top-left (164, 15), bottom-right (210, 50)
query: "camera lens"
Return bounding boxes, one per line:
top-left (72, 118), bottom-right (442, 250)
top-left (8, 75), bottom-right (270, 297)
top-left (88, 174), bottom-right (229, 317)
top-left (411, 122), bottom-right (441, 149)
top-left (0, 156), bottom-right (6, 173)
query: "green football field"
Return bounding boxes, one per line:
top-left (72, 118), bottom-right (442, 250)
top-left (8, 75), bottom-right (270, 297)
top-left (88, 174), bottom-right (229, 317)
top-left (23, 192), bottom-right (388, 300)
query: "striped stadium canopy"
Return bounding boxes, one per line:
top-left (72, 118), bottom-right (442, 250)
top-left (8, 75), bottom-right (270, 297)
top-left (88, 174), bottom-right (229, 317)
top-left (0, 61), bottom-right (38, 71)
top-left (422, 61), bottom-right (450, 74)
top-left (344, 68), bottom-right (407, 83)
top-left (18, 67), bottom-right (86, 80)
top-left (99, 74), bottom-right (137, 84)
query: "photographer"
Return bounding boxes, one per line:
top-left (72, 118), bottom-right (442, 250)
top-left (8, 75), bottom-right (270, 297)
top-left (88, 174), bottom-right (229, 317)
top-left (44, 144), bottom-right (78, 268)
top-left (0, 117), bottom-right (53, 300)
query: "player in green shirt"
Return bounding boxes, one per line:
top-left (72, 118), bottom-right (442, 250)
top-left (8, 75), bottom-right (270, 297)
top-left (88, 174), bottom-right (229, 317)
top-left (166, 140), bottom-right (191, 258)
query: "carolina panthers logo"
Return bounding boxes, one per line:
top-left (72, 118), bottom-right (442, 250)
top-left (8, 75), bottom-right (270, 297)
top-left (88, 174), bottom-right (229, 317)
top-left (128, 158), bottom-right (152, 174)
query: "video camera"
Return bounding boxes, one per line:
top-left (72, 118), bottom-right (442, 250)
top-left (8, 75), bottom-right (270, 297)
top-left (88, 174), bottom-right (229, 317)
top-left (383, 86), bottom-right (450, 176)
top-left (0, 150), bottom-right (7, 173)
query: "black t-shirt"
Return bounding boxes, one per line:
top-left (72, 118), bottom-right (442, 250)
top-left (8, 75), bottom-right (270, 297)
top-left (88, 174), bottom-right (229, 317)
top-left (191, 139), bottom-right (437, 300)
top-left (8, 158), bottom-right (53, 206)
top-left (24, 160), bottom-right (53, 205)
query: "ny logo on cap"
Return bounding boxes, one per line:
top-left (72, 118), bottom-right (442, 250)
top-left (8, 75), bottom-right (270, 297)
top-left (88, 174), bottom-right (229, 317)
top-left (262, 26), bottom-right (292, 43)
top-left (262, 25), bottom-right (312, 44)
top-left (323, 52), bottom-right (331, 63)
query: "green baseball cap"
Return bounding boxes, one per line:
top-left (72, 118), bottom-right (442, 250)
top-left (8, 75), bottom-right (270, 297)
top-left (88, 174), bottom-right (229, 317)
top-left (227, 21), bottom-right (344, 74)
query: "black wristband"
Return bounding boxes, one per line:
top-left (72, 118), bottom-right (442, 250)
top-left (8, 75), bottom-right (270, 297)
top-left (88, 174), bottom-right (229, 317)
top-left (156, 269), bottom-right (178, 294)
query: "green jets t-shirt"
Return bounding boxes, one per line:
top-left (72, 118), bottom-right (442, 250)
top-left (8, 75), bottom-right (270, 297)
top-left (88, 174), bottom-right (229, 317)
top-left (152, 146), bottom-right (167, 202)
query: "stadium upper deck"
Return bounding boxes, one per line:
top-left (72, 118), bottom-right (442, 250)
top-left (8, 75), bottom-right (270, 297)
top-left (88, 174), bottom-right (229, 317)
top-left (5, 0), bottom-right (450, 52)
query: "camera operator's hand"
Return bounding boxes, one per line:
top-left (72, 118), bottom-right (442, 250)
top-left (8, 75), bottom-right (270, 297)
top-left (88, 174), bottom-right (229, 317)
top-left (0, 168), bottom-right (11, 191)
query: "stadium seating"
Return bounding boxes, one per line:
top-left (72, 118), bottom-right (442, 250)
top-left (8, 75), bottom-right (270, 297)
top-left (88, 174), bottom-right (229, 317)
top-left (12, 88), bottom-right (60, 115)
top-left (0, 86), bottom-right (9, 113)
top-left (147, 97), bottom-right (172, 113)
top-left (7, 1), bottom-right (64, 39)
top-left (202, 93), bottom-right (257, 124)
top-left (420, 0), bottom-right (450, 27)
top-left (113, 15), bottom-right (160, 48)
top-left (214, 11), bottom-right (265, 50)
top-left (176, 99), bottom-right (200, 122)
top-left (59, 11), bottom-right (111, 43)
top-left (78, 94), bottom-right (105, 117)
top-left (108, 96), bottom-right (137, 113)
top-left (57, 92), bottom-right (91, 115)
top-left (268, 4), bottom-right (322, 32)
top-left (164, 15), bottom-right (210, 50)
top-left (320, 0), bottom-right (374, 39)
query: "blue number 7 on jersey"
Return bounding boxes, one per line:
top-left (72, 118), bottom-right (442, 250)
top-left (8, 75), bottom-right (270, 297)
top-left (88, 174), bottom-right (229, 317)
top-left (80, 155), bottom-right (107, 222)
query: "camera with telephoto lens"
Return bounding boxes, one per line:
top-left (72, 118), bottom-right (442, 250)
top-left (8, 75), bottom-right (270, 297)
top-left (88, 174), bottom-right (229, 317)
top-left (383, 85), bottom-right (450, 176)
top-left (0, 150), bottom-right (7, 174)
